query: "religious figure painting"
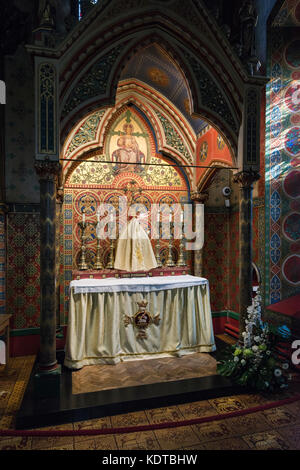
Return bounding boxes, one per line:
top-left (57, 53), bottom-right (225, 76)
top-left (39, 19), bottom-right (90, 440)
top-left (108, 111), bottom-right (150, 175)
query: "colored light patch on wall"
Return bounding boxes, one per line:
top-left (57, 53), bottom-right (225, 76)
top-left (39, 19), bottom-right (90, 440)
top-left (285, 82), bottom-right (300, 113)
top-left (285, 127), bottom-right (300, 156)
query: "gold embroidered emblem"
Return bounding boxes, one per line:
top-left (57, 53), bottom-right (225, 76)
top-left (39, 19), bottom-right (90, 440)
top-left (124, 300), bottom-right (160, 340)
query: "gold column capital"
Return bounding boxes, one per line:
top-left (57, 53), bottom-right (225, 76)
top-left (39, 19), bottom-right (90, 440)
top-left (190, 191), bottom-right (209, 204)
top-left (233, 169), bottom-right (260, 188)
top-left (35, 158), bottom-right (61, 182)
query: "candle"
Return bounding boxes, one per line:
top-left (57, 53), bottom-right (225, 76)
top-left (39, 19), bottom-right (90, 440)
top-left (169, 214), bottom-right (172, 222)
top-left (180, 211), bottom-right (183, 222)
top-left (82, 212), bottom-right (86, 223)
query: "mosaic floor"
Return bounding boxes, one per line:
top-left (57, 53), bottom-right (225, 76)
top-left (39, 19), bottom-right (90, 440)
top-left (72, 353), bottom-right (217, 394)
top-left (0, 356), bottom-right (300, 450)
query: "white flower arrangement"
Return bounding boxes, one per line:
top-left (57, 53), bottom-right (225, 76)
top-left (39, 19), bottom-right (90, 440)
top-left (217, 289), bottom-right (291, 392)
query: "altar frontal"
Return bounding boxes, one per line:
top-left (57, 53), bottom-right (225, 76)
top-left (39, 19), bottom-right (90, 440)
top-left (64, 275), bottom-right (215, 369)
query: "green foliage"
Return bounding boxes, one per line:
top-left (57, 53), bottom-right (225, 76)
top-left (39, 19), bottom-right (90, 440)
top-left (217, 291), bottom-right (291, 393)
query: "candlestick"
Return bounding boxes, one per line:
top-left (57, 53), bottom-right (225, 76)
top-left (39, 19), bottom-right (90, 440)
top-left (166, 222), bottom-right (175, 267)
top-left (93, 222), bottom-right (104, 270)
top-left (177, 236), bottom-right (186, 267)
top-left (106, 238), bottom-right (115, 269)
top-left (155, 222), bottom-right (162, 267)
top-left (78, 221), bottom-right (88, 270)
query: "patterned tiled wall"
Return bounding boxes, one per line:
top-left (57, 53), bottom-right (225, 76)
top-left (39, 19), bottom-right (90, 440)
top-left (203, 213), bottom-right (229, 312)
top-left (266, 16), bottom-right (300, 305)
top-left (228, 210), bottom-right (240, 313)
top-left (6, 213), bottom-right (40, 329)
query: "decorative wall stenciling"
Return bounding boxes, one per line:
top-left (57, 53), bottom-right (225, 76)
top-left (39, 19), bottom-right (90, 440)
top-left (6, 213), bottom-right (41, 329)
top-left (155, 110), bottom-right (193, 164)
top-left (196, 127), bottom-right (233, 186)
top-left (182, 50), bottom-right (238, 134)
top-left (65, 109), bottom-right (106, 157)
top-left (266, 24), bottom-right (300, 304)
top-left (62, 44), bottom-right (125, 119)
top-left (39, 63), bottom-right (57, 155)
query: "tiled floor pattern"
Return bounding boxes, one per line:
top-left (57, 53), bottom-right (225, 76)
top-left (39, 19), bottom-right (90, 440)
top-left (0, 357), bottom-right (300, 450)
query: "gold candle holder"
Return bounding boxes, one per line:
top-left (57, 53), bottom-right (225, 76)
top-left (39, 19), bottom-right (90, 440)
top-left (93, 222), bottom-right (104, 270)
top-left (94, 238), bottom-right (104, 270)
top-left (166, 238), bottom-right (175, 267)
top-left (166, 222), bottom-right (175, 267)
top-left (106, 238), bottom-right (115, 269)
top-left (177, 237), bottom-right (186, 267)
top-left (78, 221), bottom-right (88, 270)
top-left (155, 221), bottom-right (162, 267)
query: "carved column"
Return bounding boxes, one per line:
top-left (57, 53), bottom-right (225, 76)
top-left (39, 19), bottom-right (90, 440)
top-left (35, 159), bottom-right (61, 394)
top-left (190, 191), bottom-right (209, 276)
top-left (233, 169), bottom-right (260, 339)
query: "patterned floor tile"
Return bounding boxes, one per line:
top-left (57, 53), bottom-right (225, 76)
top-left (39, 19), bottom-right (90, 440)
top-left (237, 393), bottom-right (270, 408)
top-left (145, 406), bottom-right (184, 424)
top-left (73, 416), bottom-right (111, 443)
top-left (277, 423), bottom-right (300, 449)
top-left (199, 437), bottom-right (251, 450)
top-left (208, 396), bottom-right (246, 413)
top-left (31, 435), bottom-right (75, 450)
top-left (74, 435), bottom-right (117, 450)
top-left (262, 406), bottom-right (299, 428)
top-left (242, 430), bottom-right (291, 450)
top-left (111, 410), bottom-right (149, 428)
top-left (224, 412), bottom-right (271, 436)
top-left (45, 443), bottom-right (75, 450)
top-left (192, 420), bottom-right (236, 443)
top-left (31, 423), bottom-right (74, 450)
top-left (180, 443), bottom-right (207, 450)
top-left (178, 400), bottom-right (217, 419)
top-left (0, 436), bottom-right (32, 450)
top-left (154, 426), bottom-right (200, 450)
top-left (115, 431), bottom-right (161, 450)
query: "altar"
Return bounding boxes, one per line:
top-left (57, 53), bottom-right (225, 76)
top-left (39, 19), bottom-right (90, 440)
top-left (64, 275), bottom-right (216, 369)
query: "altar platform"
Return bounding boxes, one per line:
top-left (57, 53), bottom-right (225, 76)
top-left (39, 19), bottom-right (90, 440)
top-left (16, 341), bottom-right (246, 430)
top-left (15, 273), bottom-right (246, 430)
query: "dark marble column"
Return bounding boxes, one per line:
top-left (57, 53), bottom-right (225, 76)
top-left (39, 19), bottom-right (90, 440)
top-left (190, 191), bottom-right (209, 277)
top-left (233, 170), bottom-right (260, 339)
top-left (35, 160), bottom-right (61, 394)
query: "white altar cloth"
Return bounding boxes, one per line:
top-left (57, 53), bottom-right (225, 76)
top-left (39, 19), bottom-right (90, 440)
top-left (64, 275), bottom-right (216, 369)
